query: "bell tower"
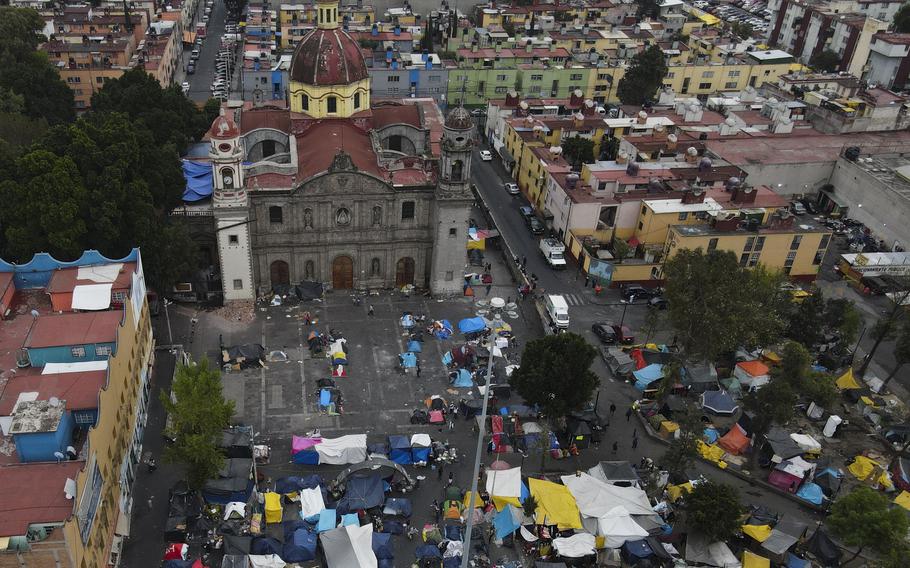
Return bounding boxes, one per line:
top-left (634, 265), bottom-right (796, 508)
top-left (430, 107), bottom-right (475, 295)
top-left (208, 108), bottom-right (254, 301)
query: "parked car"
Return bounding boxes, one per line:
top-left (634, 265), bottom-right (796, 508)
top-left (519, 206), bottom-right (534, 221)
top-left (648, 296), bottom-right (668, 310)
top-left (790, 201), bottom-right (807, 215)
top-left (504, 182), bottom-right (519, 195)
top-left (187, 63), bottom-right (196, 74)
top-left (479, 150), bottom-right (493, 161)
top-left (592, 323), bottom-right (619, 344)
top-left (621, 284), bottom-right (659, 301)
top-left (611, 323), bottom-right (636, 344)
top-left (526, 216), bottom-right (545, 235)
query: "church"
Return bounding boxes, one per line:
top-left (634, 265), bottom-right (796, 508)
top-left (204, 0), bottom-right (474, 301)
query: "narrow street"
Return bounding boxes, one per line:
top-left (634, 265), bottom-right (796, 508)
top-left (180, 0), bottom-right (234, 102)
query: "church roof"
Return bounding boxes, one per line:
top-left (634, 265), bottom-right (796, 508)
top-left (445, 106), bottom-right (473, 130)
top-left (295, 121), bottom-right (381, 179)
top-left (371, 103), bottom-right (422, 130)
top-left (289, 27), bottom-right (369, 86)
top-left (208, 110), bottom-right (240, 139)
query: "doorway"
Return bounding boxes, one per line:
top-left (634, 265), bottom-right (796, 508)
top-left (395, 257), bottom-right (415, 287)
top-left (332, 256), bottom-right (354, 289)
top-left (270, 260), bottom-right (290, 287)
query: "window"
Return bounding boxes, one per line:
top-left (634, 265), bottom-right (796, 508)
top-left (495, 86), bottom-right (507, 93)
top-left (755, 236), bottom-right (765, 251)
top-left (638, 221), bottom-right (644, 230)
top-left (327, 96), bottom-right (337, 113)
top-left (597, 73), bottom-right (611, 81)
top-left (73, 410), bottom-right (96, 425)
top-left (784, 250), bottom-right (797, 272)
top-left (401, 201), bottom-right (415, 220)
top-left (228, 234), bottom-right (239, 244)
top-left (813, 250), bottom-right (825, 265)
top-left (641, 205), bottom-right (648, 216)
top-left (429, 75), bottom-right (441, 83)
top-left (678, 212), bottom-right (688, 221)
top-left (387, 75), bottom-right (400, 82)
top-left (698, 82), bottom-right (712, 89)
top-left (724, 81), bottom-right (738, 89)
top-left (233, 279), bottom-right (243, 290)
top-left (740, 253), bottom-right (749, 267)
top-left (748, 252), bottom-right (761, 267)
top-left (96, 76), bottom-right (104, 84)
top-left (261, 139), bottom-right (276, 157)
top-left (531, 74), bottom-right (543, 81)
top-left (570, 73), bottom-right (583, 81)
top-left (449, 227), bottom-right (458, 237)
top-left (72, 346), bottom-right (86, 358)
top-left (819, 234), bottom-right (831, 249)
top-left (301, 94), bottom-right (309, 110)
top-left (445, 271), bottom-right (454, 281)
top-left (77, 461), bottom-right (103, 542)
top-left (353, 92), bottom-right (361, 109)
top-left (111, 291), bottom-right (126, 303)
top-left (95, 345), bottom-right (112, 357)
top-left (708, 238), bottom-right (718, 251)
top-left (529, 85), bottom-right (541, 93)
top-left (496, 74), bottom-right (507, 81)
top-left (790, 235), bottom-right (802, 250)
top-left (269, 206), bottom-right (283, 224)
top-left (728, 70), bottom-right (741, 77)
top-left (667, 72), bottom-right (675, 78)
top-left (702, 71), bottom-right (714, 78)
top-left (744, 236), bottom-right (755, 252)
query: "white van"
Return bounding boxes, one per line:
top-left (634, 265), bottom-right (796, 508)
top-left (545, 294), bottom-right (570, 329)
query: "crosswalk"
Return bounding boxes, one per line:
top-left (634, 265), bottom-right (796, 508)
top-left (563, 293), bottom-right (586, 306)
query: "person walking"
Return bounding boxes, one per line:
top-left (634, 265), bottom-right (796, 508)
top-left (485, 284), bottom-right (492, 295)
top-left (612, 441), bottom-right (619, 455)
top-left (147, 457), bottom-right (157, 473)
top-left (368, 305), bottom-right (374, 317)
top-left (437, 466), bottom-right (444, 481)
top-left (432, 499), bottom-right (440, 522)
top-left (448, 414), bottom-right (455, 431)
top-left (632, 436), bottom-right (639, 450)
top-left (609, 402), bottom-right (617, 417)
top-left (626, 407), bottom-right (633, 422)
top-left (446, 472), bottom-right (454, 488)
top-left (521, 255), bottom-right (527, 268)
top-left (147, 496), bottom-right (154, 512)
top-left (416, 363), bottom-right (421, 377)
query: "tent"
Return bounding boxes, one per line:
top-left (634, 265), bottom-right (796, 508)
top-left (407, 339), bottom-right (422, 353)
top-left (399, 352), bottom-right (417, 368)
top-left (804, 528), bottom-right (841, 566)
top-left (275, 475), bottom-right (322, 495)
top-left (785, 554), bottom-right (809, 568)
top-left (835, 368), bottom-right (860, 390)
top-left (685, 533), bottom-right (741, 568)
top-left (718, 424), bottom-right (750, 455)
top-left (622, 539), bottom-right (654, 564)
top-left (552, 533), bottom-right (596, 558)
top-left (588, 461), bottom-right (641, 487)
top-left (381, 498), bottom-right (412, 517)
top-left (458, 317), bottom-right (487, 334)
top-left (683, 361), bottom-right (719, 393)
top-left (411, 434), bottom-right (432, 463)
top-left (202, 459), bottom-right (253, 504)
top-left (528, 478), bottom-right (582, 529)
top-left (291, 436), bottom-right (321, 465)
top-left (742, 550), bottom-right (771, 568)
top-left (742, 524), bottom-right (772, 543)
top-left (763, 428), bottom-right (803, 462)
top-left (388, 435), bottom-right (412, 465)
top-left (315, 435), bottom-right (368, 465)
top-left (633, 364), bottom-right (665, 391)
top-left (701, 390), bottom-right (738, 415)
top-left (734, 360), bottom-right (770, 389)
top-left (334, 457), bottom-right (414, 489)
top-left (264, 492), bottom-right (282, 524)
top-left (337, 474), bottom-right (384, 514)
top-left (371, 532), bottom-right (394, 560)
top-left (790, 433), bottom-right (821, 454)
top-left (813, 468), bottom-right (843, 498)
top-left (894, 491), bottom-right (910, 511)
top-left (317, 509), bottom-right (337, 533)
top-left (561, 473), bottom-right (654, 518)
top-left (298, 487), bottom-right (326, 519)
top-left (321, 524), bottom-right (378, 568)
top-left (486, 467), bottom-right (522, 510)
top-left (450, 368), bottom-right (474, 387)
top-left (795, 482), bottom-right (824, 505)
top-left (493, 505), bottom-right (523, 540)
top-left (848, 455), bottom-right (893, 489)
top-left (250, 537), bottom-right (282, 557)
top-left (282, 528), bottom-right (317, 563)
top-left (594, 506), bottom-right (649, 548)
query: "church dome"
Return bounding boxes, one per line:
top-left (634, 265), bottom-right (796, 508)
top-left (445, 106), bottom-right (473, 130)
top-left (289, 27), bottom-right (368, 87)
top-left (208, 108), bottom-right (239, 139)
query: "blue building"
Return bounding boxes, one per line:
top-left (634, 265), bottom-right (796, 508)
top-left (9, 399), bottom-right (75, 462)
top-left (23, 311), bottom-right (122, 367)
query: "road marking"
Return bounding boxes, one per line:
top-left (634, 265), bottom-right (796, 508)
top-left (563, 294), bottom-right (585, 306)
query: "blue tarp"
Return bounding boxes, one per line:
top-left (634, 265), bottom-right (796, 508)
top-left (401, 314), bottom-right (415, 328)
top-left (703, 428), bottom-right (719, 444)
top-left (458, 317), bottom-right (487, 334)
top-left (250, 537), bottom-right (282, 556)
top-left (162, 562), bottom-right (194, 568)
top-left (181, 160), bottom-right (213, 202)
top-left (520, 481), bottom-right (529, 503)
top-left (434, 320), bottom-right (454, 339)
top-left (442, 352), bottom-right (454, 365)
top-left (400, 352), bottom-right (417, 368)
top-left (786, 553), bottom-right (810, 568)
top-left (701, 390), bottom-right (738, 415)
top-left (623, 539), bottom-right (653, 559)
top-left (388, 436), bottom-right (412, 465)
top-left (451, 368), bottom-right (473, 387)
top-left (633, 364), bottom-right (665, 391)
top-left (283, 528), bottom-right (317, 563)
top-left (493, 505), bottom-right (522, 539)
top-left (317, 509), bottom-right (336, 533)
top-left (382, 498), bottom-right (412, 517)
top-left (407, 340), bottom-right (422, 353)
top-left (796, 482), bottom-right (825, 505)
top-left (276, 475), bottom-right (322, 494)
top-left (319, 389), bottom-right (332, 407)
top-left (443, 558), bottom-right (462, 568)
top-left (444, 524), bottom-right (463, 541)
top-left (416, 544), bottom-right (443, 559)
top-left (337, 475), bottom-right (385, 514)
top-left (411, 445), bottom-right (430, 462)
top-left (372, 532), bottom-right (395, 560)
top-left (340, 513), bottom-right (359, 527)
top-left (292, 450), bottom-right (319, 465)
top-left (332, 354), bottom-right (348, 366)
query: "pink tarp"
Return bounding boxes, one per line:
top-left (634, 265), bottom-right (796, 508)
top-left (292, 436), bottom-right (322, 453)
top-left (768, 469), bottom-right (802, 493)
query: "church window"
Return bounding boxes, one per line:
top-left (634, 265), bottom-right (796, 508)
top-left (451, 160), bottom-right (464, 182)
top-left (354, 92), bottom-right (361, 109)
top-left (269, 206), bottom-right (283, 224)
top-left (449, 228), bottom-right (457, 237)
top-left (233, 279), bottom-right (243, 290)
top-left (327, 96), bottom-right (337, 114)
top-left (228, 234), bottom-right (239, 244)
top-left (301, 94), bottom-right (309, 111)
top-left (262, 139), bottom-right (276, 158)
top-left (401, 201), bottom-right (415, 220)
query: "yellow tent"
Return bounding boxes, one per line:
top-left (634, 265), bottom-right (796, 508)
top-left (836, 368), bottom-right (860, 390)
top-left (741, 524), bottom-right (772, 542)
top-left (848, 455), bottom-right (894, 490)
top-left (697, 440), bottom-right (728, 468)
top-left (667, 482), bottom-right (693, 502)
top-left (742, 550), bottom-right (771, 568)
top-left (528, 478), bottom-right (582, 530)
top-left (894, 491), bottom-right (910, 511)
top-left (264, 492), bottom-right (283, 524)
top-left (466, 239), bottom-right (485, 251)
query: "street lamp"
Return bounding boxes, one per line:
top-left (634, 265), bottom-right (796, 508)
top-left (618, 295), bottom-right (635, 328)
top-left (163, 299), bottom-right (174, 345)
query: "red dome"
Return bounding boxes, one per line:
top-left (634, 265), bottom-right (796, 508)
top-left (208, 110), bottom-right (239, 139)
top-left (289, 28), bottom-right (368, 86)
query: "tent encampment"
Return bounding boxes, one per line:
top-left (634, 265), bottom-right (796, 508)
top-left (718, 424), bottom-right (750, 455)
top-left (685, 533), bottom-right (741, 568)
top-left (734, 360), bottom-right (770, 389)
top-left (337, 474), bottom-right (385, 514)
top-left (701, 390), bottom-right (739, 415)
top-left (457, 317), bottom-right (487, 334)
top-left (320, 524), bottom-right (378, 568)
top-left (315, 435), bottom-right (368, 465)
top-left (388, 435), bottom-right (412, 465)
top-left (528, 478), bottom-right (582, 530)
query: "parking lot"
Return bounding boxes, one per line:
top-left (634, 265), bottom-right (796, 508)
top-left (701, 0), bottom-right (772, 37)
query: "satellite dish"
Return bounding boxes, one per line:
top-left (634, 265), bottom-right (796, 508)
top-left (573, 88), bottom-right (583, 97)
top-left (49, 397), bottom-right (61, 407)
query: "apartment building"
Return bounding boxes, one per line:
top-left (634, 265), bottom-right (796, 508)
top-left (865, 33), bottom-right (910, 90)
top-left (44, 36), bottom-right (139, 109)
top-left (140, 20), bottom-right (181, 87)
top-left (367, 52), bottom-right (452, 103)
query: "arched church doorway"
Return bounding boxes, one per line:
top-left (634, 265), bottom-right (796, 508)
top-left (395, 257), bottom-right (415, 287)
top-left (332, 256), bottom-right (354, 289)
top-left (270, 260), bottom-right (290, 287)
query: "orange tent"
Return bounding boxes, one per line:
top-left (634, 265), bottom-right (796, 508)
top-left (737, 360), bottom-right (769, 376)
top-left (718, 423), bottom-right (750, 455)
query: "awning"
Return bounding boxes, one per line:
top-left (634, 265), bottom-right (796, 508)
top-left (72, 283), bottom-right (113, 310)
top-left (183, 30), bottom-right (197, 44)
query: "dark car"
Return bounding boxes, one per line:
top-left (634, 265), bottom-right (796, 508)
top-left (527, 216), bottom-right (545, 235)
top-left (611, 323), bottom-right (635, 344)
top-left (592, 323), bottom-right (619, 344)
top-left (186, 63), bottom-right (196, 74)
top-left (518, 206), bottom-right (534, 221)
top-left (621, 284), bottom-right (657, 301)
top-left (648, 296), bottom-right (668, 310)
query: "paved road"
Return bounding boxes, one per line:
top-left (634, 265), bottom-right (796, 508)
top-left (181, 0), bottom-right (237, 103)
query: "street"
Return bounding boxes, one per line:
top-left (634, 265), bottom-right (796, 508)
top-left (179, 0), bottom-right (236, 102)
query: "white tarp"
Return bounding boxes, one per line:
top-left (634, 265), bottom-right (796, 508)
top-left (315, 435), bottom-right (367, 465)
top-left (685, 533), bottom-right (742, 568)
top-left (77, 263), bottom-right (122, 282)
top-left (248, 555), bottom-right (287, 568)
top-left (790, 433), bottom-right (822, 452)
top-left (71, 283), bottom-right (113, 310)
top-left (595, 506), bottom-right (649, 547)
top-left (299, 487), bottom-right (326, 518)
top-left (523, 422), bottom-right (543, 434)
top-left (486, 467), bottom-right (522, 498)
top-left (224, 501), bottom-right (246, 520)
top-left (43, 361), bottom-right (109, 374)
top-left (552, 533), bottom-right (596, 558)
top-left (561, 473), bottom-right (654, 516)
top-left (410, 433), bottom-right (431, 447)
top-left (778, 456), bottom-right (814, 478)
top-left (321, 523), bottom-right (377, 568)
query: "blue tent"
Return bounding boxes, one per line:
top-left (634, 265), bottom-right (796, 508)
top-left (433, 320), bottom-right (453, 339)
top-left (407, 339), bottom-right (422, 353)
top-left (493, 505), bottom-right (522, 539)
top-left (703, 428), bottom-right (719, 444)
top-left (444, 524), bottom-right (463, 541)
top-left (458, 317), bottom-right (487, 334)
top-left (317, 509), bottom-right (336, 533)
top-left (622, 539), bottom-right (654, 560)
top-left (319, 389), bottom-right (332, 408)
top-left (340, 513), bottom-right (359, 527)
top-left (276, 475), bottom-right (322, 494)
top-left (282, 528), bottom-right (317, 563)
top-left (181, 160), bottom-right (213, 202)
top-left (337, 474), bottom-right (385, 514)
top-left (250, 537), bottom-right (282, 556)
top-left (416, 544), bottom-right (443, 559)
top-left (400, 314), bottom-right (415, 328)
top-left (372, 532), bottom-right (395, 560)
top-left (382, 498), bottom-right (412, 517)
top-left (292, 449), bottom-right (319, 465)
top-left (701, 390), bottom-right (739, 415)
top-left (451, 368), bottom-right (473, 387)
top-left (388, 436), bottom-right (412, 465)
top-left (442, 351), bottom-right (454, 365)
top-left (633, 364), bottom-right (665, 391)
top-left (786, 553), bottom-right (810, 568)
top-left (796, 482), bottom-right (825, 505)
top-left (411, 440), bottom-right (431, 463)
top-left (400, 352), bottom-right (417, 368)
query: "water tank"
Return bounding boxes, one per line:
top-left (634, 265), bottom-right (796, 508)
top-left (844, 146), bottom-right (861, 161)
top-left (626, 162), bottom-right (640, 176)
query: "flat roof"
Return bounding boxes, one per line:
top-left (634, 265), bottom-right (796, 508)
top-left (646, 197), bottom-right (724, 214)
top-left (9, 399), bottom-right (65, 435)
top-left (745, 49), bottom-right (793, 62)
top-left (704, 131), bottom-right (910, 165)
top-left (672, 217), bottom-right (829, 236)
top-left (841, 252), bottom-right (910, 266)
top-left (0, 370), bottom-right (106, 415)
top-left (0, 461), bottom-right (83, 537)
top-left (25, 311), bottom-right (122, 349)
top-left (46, 262), bottom-right (134, 294)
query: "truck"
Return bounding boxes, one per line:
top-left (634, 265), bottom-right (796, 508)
top-left (539, 238), bottom-right (567, 269)
top-left (545, 294), bottom-right (570, 330)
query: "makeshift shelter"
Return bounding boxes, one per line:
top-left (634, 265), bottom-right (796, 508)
top-left (450, 368), bottom-right (473, 387)
top-left (835, 368), bottom-right (861, 391)
top-left (796, 482), bottom-right (825, 505)
top-left (604, 347), bottom-right (634, 378)
top-left (594, 506), bottom-right (649, 548)
top-left (320, 524), bottom-right (378, 568)
top-left (734, 360), bottom-right (770, 390)
top-left (337, 475), bottom-right (385, 514)
top-left (317, 509), bottom-right (336, 533)
top-left (768, 458), bottom-right (814, 493)
top-left (742, 550), bottom-right (771, 568)
top-left (411, 434), bottom-right (432, 463)
top-left (742, 524), bottom-right (773, 543)
top-left (685, 533), bottom-right (741, 568)
top-left (291, 436), bottom-right (321, 465)
top-left (633, 364), bottom-right (665, 391)
top-left (493, 505), bottom-right (523, 540)
top-left (485, 466), bottom-right (523, 510)
top-left (388, 435), bottom-right (412, 465)
top-left (763, 428), bottom-right (803, 462)
top-left (588, 461), bottom-right (641, 487)
top-left (282, 528), bottom-right (317, 563)
top-left (223, 344), bottom-right (266, 369)
top-left (315, 435), bottom-right (368, 465)
top-left (275, 475), bottom-right (322, 495)
top-left (457, 317), bottom-right (487, 334)
top-left (894, 491), bottom-right (910, 511)
top-left (622, 539), bottom-right (655, 565)
top-left (666, 482), bottom-right (693, 503)
top-left (561, 473), bottom-right (655, 519)
top-left (785, 553), bottom-right (809, 568)
top-left (683, 361), bottom-right (719, 393)
top-left (202, 459), bottom-right (253, 504)
top-left (382, 498), bottom-right (412, 518)
top-left (223, 535), bottom-right (253, 556)
top-left (371, 532), bottom-right (394, 561)
top-left (762, 517), bottom-right (807, 560)
top-left (250, 537), bottom-right (282, 557)
top-left (334, 457), bottom-right (414, 489)
top-left (718, 424), bottom-right (750, 455)
top-left (552, 533), bottom-right (596, 558)
top-left (220, 429), bottom-right (253, 458)
top-left (804, 528), bottom-right (841, 566)
top-left (264, 492), bottom-right (282, 524)
top-left (790, 433), bottom-right (822, 455)
top-left (298, 487), bottom-right (325, 519)
top-left (848, 455), bottom-right (893, 489)
top-left (701, 390), bottom-right (739, 415)
top-left (814, 468), bottom-right (843, 498)
top-left (528, 478), bottom-right (582, 529)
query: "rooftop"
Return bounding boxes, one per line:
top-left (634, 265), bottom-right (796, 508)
top-left (25, 311), bottom-right (122, 350)
top-left (9, 399), bottom-right (66, 435)
top-left (646, 197), bottom-right (724, 214)
top-left (672, 215), bottom-right (829, 237)
top-left (0, 369), bottom-right (107, 415)
top-left (0, 461), bottom-right (83, 537)
top-left (46, 262), bottom-right (135, 294)
top-left (705, 130), bottom-right (910, 165)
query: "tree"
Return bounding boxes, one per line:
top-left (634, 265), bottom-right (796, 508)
top-left (775, 341), bottom-right (837, 407)
top-left (683, 480), bottom-right (745, 542)
top-left (824, 298), bottom-right (861, 347)
top-left (743, 379), bottom-right (796, 466)
top-left (663, 249), bottom-right (787, 361)
top-left (786, 291), bottom-right (827, 347)
top-left (828, 486), bottom-right (909, 562)
top-left (809, 50), bottom-right (841, 73)
top-left (509, 333), bottom-right (600, 419)
top-left (161, 359), bottom-right (235, 489)
top-left (895, 3), bottom-right (910, 33)
top-left (562, 135), bottom-right (595, 169)
top-left (661, 402), bottom-right (703, 481)
top-left (636, 0), bottom-right (660, 19)
top-left (419, 20), bottom-right (433, 52)
top-left (883, 319), bottom-right (910, 388)
top-left (729, 22), bottom-right (754, 40)
top-left (858, 291), bottom-right (909, 377)
top-left (616, 45), bottom-right (668, 106)
top-left (601, 136), bottom-right (620, 161)
top-left (643, 304), bottom-right (663, 343)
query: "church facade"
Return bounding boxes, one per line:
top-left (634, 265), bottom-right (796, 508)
top-left (204, 0), bottom-right (473, 301)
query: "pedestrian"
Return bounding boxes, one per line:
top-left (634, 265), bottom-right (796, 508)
top-left (612, 441), bottom-right (618, 455)
top-left (632, 436), bottom-right (639, 449)
top-left (368, 304), bottom-right (374, 317)
top-left (448, 415), bottom-right (455, 431)
top-left (626, 407), bottom-right (633, 422)
top-left (521, 255), bottom-right (527, 268)
top-left (507, 295), bottom-right (512, 305)
top-left (447, 472), bottom-right (454, 488)
top-left (416, 364), bottom-right (421, 377)
top-left (147, 457), bottom-right (157, 473)
top-left (609, 402), bottom-right (617, 416)
top-left (632, 428), bottom-right (638, 438)
top-left (437, 466), bottom-right (444, 481)
top-left (485, 284), bottom-right (492, 295)
top-left (487, 440), bottom-right (494, 455)
top-left (147, 497), bottom-right (154, 512)
top-left (432, 499), bottom-right (440, 522)
top-left (584, 275), bottom-right (590, 288)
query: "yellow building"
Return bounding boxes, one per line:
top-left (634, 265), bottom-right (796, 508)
top-left (662, 55), bottom-right (794, 97)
